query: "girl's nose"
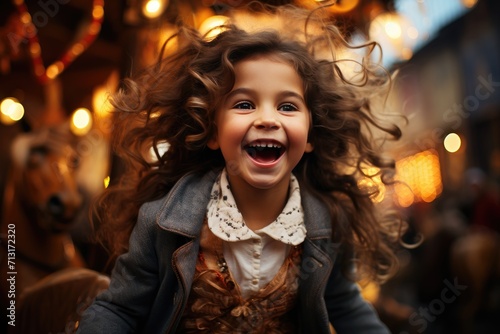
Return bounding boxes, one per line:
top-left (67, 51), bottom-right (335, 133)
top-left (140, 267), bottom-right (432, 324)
top-left (253, 108), bottom-right (280, 130)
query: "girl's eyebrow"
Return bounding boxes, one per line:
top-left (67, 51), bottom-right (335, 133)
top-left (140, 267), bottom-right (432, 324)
top-left (278, 91), bottom-right (306, 103)
top-left (226, 87), bottom-right (306, 103)
top-left (225, 88), bottom-right (254, 100)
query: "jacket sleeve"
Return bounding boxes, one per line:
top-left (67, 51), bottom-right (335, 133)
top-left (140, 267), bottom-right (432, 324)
top-left (324, 258), bottom-right (390, 334)
top-left (76, 204), bottom-right (161, 334)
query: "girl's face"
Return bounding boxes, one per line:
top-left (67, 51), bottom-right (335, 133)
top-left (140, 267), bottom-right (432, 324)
top-left (209, 55), bottom-right (313, 193)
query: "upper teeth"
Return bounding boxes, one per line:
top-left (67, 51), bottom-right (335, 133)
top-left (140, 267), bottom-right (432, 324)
top-left (248, 143), bottom-right (282, 148)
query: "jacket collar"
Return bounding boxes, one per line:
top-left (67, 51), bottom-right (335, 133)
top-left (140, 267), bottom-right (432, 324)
top-left (301, 188), bottom-right (332, 239)
top-left (156, 169), bottom-right (332, 239)
top-left (156, 169), bottom-right (220, 237)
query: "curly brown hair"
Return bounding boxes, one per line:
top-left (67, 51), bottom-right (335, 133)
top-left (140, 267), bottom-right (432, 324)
top-left (93, 5), bottom-right (403, 283)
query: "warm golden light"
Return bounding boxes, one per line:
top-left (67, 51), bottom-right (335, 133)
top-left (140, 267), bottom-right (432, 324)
top-left (104, 175), bottom-right (110, 189)
top-left (369, 12), bottom-right (416, 61)
top-left (359, 279), bottom-right (380, 304)
top-left (158, 26), bottom-right (178, 56)
top-left (444, 133), bottom-right (461, 153)
top-left (92, 70), bottom-right (119, 122)
top-left (358, 167), bottom-right (386, 203)
top-left (199, 15), bottom-right (230, 40)
top-left (71, 43), bottom-right (85, 56)
top-left (394, 150), bottom-right (443, 206)
top-left (145, 0), bottom-right (160, 13)
top-left (20, 11), bottom-right (31, 24)
top-left (92, 87), bottom-right (113, 117)
top-left (332, 0), bottom-right (360, 13)
top-left (46, 61), bottom-right (64, 79)
top-left (312, 0), bottom-right (360, 13)
top-left (8, 102), bottom-right (24, 121)
top-left (401, 47), bottom-right (413, 60)
top-left (71, 108), bottom-right (92, 136)
top-left (89, 22), bottom-right (101, 35)
top-left (72, 108), bottom-right (91, 129)
top-left (394, 182), bottom-right (415, 207)
top-left (142, 0), bottom-right (168, 19)
top-left (0, 97), bottom-right (24, 124)
top-left (93, 5), bottom-right (104, 19)
top-left (30, 42), bottom-right (41, 55)
top-left (1, 97), bottom-right (17, 116)
top-left (385, 20), bottom-right (402, 39)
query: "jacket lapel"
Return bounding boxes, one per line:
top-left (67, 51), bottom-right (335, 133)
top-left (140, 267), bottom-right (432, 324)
top-left (155, 169), bottom-right (220, 331)
top-left (299, 188), bottom-right (338, 333)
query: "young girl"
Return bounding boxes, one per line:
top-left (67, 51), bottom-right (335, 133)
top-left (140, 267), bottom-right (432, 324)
top-left (77, 5), bottom-right (402, 334)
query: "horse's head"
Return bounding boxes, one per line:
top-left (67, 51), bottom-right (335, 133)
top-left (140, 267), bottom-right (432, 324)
top-left (11, 125), bottom-right (84, 233)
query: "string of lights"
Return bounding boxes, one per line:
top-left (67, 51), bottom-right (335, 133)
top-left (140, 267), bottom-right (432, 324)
top-left (12, 0), bottom-right (105, 84)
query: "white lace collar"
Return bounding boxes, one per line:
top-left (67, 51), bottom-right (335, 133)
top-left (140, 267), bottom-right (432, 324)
top-left (206, 169), bottom-right (306, 245)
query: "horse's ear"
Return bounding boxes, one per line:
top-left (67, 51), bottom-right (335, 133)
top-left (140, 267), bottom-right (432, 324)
top-left (11, 133), bottom-right (34, 168)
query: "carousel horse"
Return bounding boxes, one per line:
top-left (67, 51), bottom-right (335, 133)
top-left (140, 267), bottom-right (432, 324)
top-left (0, 124), bottom-right (86, 309)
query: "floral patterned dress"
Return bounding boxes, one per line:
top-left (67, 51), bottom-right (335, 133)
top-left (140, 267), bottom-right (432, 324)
top-left (177, 221), bottom-right (303, 334)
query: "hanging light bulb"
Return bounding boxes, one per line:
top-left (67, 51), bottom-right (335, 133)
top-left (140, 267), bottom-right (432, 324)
top-left (142, 0), bottom-right (168, 19)
top-left (0, 97), bottom-right (25, 125)
top-left (444, 133), bottom-right (462, 153)
top-left (70, 108), bottom-right (92, 136)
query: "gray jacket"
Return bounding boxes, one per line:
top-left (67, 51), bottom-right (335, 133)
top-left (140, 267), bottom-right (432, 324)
top-left (77, 169), bottom-right (389, 333)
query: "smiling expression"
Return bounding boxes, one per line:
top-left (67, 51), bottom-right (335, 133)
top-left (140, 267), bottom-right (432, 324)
top-left (208, 55), bottom-right (313, 194)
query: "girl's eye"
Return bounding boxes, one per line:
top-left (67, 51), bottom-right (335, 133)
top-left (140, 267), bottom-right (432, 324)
top-left (233, 101), bottom-right (254, 109)
top-left (278, 103), bottom-right (298, 112)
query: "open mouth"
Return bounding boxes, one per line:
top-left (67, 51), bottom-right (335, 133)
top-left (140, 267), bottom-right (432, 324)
top-left (244, 141), bottom-right (285, 164)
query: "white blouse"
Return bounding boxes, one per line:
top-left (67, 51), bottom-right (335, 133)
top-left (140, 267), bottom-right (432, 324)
top-left (207, 169), bottom-right (306, 298)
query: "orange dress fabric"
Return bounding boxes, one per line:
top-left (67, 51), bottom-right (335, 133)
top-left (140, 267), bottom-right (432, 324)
top-left (177, 220), bottom-right (303, 333)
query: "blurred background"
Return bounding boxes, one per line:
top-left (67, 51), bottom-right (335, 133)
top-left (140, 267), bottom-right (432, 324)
top-left (0, 0), bottom-right (499, 333)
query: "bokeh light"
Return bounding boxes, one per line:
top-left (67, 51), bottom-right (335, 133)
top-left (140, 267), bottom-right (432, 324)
top-left (1, 97), bottom-right (25, 125)
top-left (142, 0), bottom-right (168, 19)
top-left (444, 132), bottom-right (461, 153)
top-left (104, 175), bottom-right (110, 189)
top-left (394, 150), bottom-right (443, 207)
top-left (71, 108), bottom-right (92, 136)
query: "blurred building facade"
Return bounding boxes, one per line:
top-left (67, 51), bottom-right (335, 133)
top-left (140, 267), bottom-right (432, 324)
top-left (392, 0), bottom-right (500, 194)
